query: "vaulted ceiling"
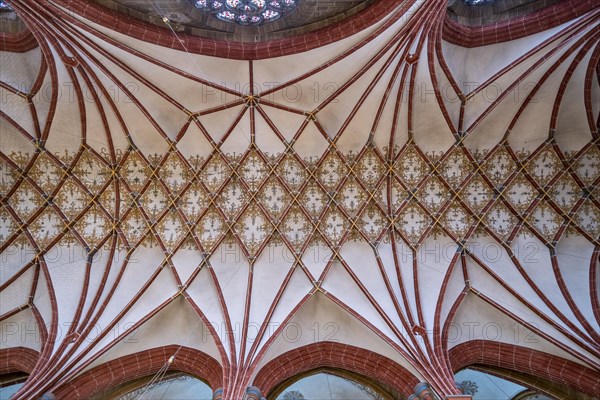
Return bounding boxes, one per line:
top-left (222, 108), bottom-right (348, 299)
top-left (1, 0), bottom-right (599, 399)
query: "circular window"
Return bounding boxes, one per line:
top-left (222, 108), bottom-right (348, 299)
top-left (192, 0), bottom-right (300, 26)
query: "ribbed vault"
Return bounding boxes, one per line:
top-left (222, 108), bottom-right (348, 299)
top-left (0, 0), bottom-right (599, 399)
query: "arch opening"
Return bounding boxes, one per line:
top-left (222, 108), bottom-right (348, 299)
top-left (253, 342), bottom-right (420, 399)
top-left (269, 368), bottom-right (395, 400)
top-left (95, 371), bottom-right (213, 400)
top-left (449, 341), bottom-right (599, 400)
top-left (0, 372), bottom-right (28, 400)
top-left (52, 346), bottom-right (223, 399)
top-left (454, 367), bottom-right (556, 400)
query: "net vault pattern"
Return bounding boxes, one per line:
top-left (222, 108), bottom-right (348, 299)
top-left (2, 134), bottom-right (599, 258)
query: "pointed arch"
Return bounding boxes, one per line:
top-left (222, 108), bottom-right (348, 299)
top-left (52, 345), bottom-right (223, 399)
top-left (253, 342), bottom-right (420, 397)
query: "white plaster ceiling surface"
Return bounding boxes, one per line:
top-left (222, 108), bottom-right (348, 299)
top-left (0, 0), bottom-right (599, 399)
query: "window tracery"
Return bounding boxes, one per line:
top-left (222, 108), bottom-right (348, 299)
top-left (193, 0), bottom-right (299, 25)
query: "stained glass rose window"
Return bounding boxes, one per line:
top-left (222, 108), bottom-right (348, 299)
top-left (193, 0), bottom-right (299, 25)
